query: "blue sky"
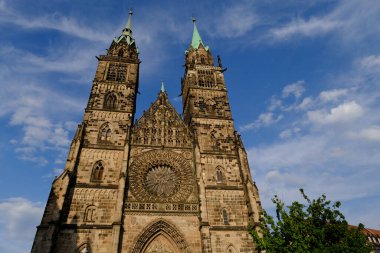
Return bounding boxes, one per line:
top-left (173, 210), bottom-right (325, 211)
top-left (0, 0), bottom-right (380, 252)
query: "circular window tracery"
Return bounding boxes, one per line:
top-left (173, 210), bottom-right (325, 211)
top-left (145, 165), bottom-right (178, 197)
top-left (129, 150), bottom-right (193, 202)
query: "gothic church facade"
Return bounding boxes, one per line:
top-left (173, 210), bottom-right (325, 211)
top-left (32, 11), bottom-right (262, 253)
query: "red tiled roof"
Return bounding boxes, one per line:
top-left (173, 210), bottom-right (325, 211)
top-left (349, 225), bottom-right (380, 237)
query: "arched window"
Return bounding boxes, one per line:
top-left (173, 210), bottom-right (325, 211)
top-left (200, 56), bottom-right (205, 64)
top-left (216, 167), bottom-right (223, 182)
top-left (98, 124), bottom-right (112, 143)
top-left (78, 243), bottom-right (90, 253)
top-left (104, 93), bottom-right (117, 110)
top-left (227, 245), bottom-right (236, 253)
top-left (118, 48), bottom-right (124, 57)
top-left (222, 209), bottom-right (229, 225)
top-left (91, 161), bottom-right (104, 182)
top-left (84, 206), bottom-right (96, 222)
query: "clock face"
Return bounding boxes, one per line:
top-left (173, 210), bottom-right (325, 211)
top-left (145, 165), bottom-right (177, 198)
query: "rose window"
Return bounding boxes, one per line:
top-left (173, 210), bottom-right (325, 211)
top-left (145, 165), bottom-right (177, 197)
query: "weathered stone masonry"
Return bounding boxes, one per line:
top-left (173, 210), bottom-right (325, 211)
top-left (32, 12), bottom-right (262, 253)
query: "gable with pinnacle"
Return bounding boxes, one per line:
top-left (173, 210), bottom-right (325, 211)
top-left (131, 92), bottom-right (192, 148)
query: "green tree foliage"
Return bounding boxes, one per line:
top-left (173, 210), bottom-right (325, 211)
top-left (249, 189), bottom-right (372, 253)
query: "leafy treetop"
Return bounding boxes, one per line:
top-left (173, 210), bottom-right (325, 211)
top-left (249, 189), bottom-right (373, 253)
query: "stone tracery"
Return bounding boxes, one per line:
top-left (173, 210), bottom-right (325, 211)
top-left (129, 150), bottom-right (193, 203)
top-left (145, 165), bottom-right (178, 198)
top-left (131, 220), bottom-right (189, 253)
top-left (131, 92), bottom-right (192, 148)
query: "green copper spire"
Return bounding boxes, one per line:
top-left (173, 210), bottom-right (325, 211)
top-left (191, 18), bottom-right (203, 49)
top-left (122, 9), bottom-right (133, 36)
top-left (114, 9), bottom-right (135, 46)
top-left (190, 18), bottom-right (209, 51)
top-left (161, 81), bottom-right (165, 92)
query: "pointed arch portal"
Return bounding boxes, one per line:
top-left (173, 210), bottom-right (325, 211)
top-left (131, 220), bottom-right (189, 253)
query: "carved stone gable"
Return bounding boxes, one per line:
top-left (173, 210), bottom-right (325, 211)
top-left (132, 92), bottom-right (192, 148)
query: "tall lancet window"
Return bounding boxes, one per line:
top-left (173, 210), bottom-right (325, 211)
top-left (91, 161), bottom-right (104, 182)
top-left (98, 124), bottom-right (112, 143)
top-left (104, 93), bottom-right (118, 110)
top-left (216, 167), bottom-right (223, 182)
top-left (222, 209), bottom-right (229, 225)
top-left (84, 206), bottom-right (96, 223)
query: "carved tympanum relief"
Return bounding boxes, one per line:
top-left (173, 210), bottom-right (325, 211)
top-left (143, 234), bottom-right (177, 253)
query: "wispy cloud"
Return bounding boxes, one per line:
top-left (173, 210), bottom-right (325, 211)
top-left (0, 198), bottom-right (43, 253)
top-left (282, 80), bottom-right (305, 99)
top-left (319, 88), bottom-right (349, 102)
top-left (241, 80), bottom-right (305, 131)
top-left (263, 0), bottom-right (380, 47)
top-left (307, 101), bottom-right (364, 125)
top-left (0, 1), bottom-right (112, 42)
top-left (269, 17), bottom-right (341, 41)
top-left (241, 112), bottom-right (283, 131)
top-left (208, 2), bottom-right (258, 38)
top-left (247, 53), bottom-right (380, 228)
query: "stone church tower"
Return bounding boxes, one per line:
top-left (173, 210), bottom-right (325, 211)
top-left (32, 11), bottom-right (262, 253)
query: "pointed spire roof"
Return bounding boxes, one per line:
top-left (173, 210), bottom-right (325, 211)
top-left (190, 18), bottom-right (209, 51)
top-left (161, 81), bottom-right (165, 92)
top-left (114, 9), bottom-right (136, 46)
top-left (122, 9), bottom-right (133, 35)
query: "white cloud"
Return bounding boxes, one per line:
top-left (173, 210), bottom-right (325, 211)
top-left (319, 88), bottom-right (348, 102)
top-left (268, 96), bottom-right (283, 111)
top-left (282, 80), bottom-right (305, 99)
top-left (265, 0), bottom-right (380, 46)
top-left (250, 131), bottom-right (380, 209)
top-left (347, 126), bottom-right (380, 142)
top-left (279, 127), bottom-right (301, 139)
top-left (279, 129), bottom-right (292, 139)
top-left (0, 4), bottom-right (112, 43)
top-left (241, 112), bottom-right (283, 131)
top-left (211, 3), bottom-right (257, 38)
top-left (360, 55), bottom-right (380, 74)
top-left (0, 46), bottom-right (98, 75)
top-left (0, 68), bottom-right (83, 165)
top-left (307, 101), bottom-right (363, 124)
top-left (0, 198), bottom-right (43, 253)
top-left (269, 17), bottom-right (341, 41)
top-left (296, 97), bottom-right (313, 110)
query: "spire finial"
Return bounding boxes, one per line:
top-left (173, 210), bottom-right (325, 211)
top-left (161, 81), bottom-right (165, 92)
